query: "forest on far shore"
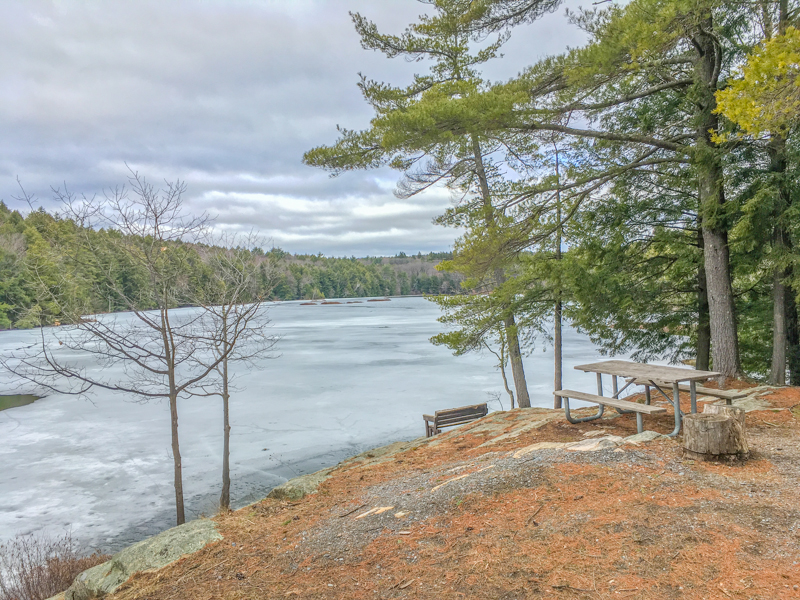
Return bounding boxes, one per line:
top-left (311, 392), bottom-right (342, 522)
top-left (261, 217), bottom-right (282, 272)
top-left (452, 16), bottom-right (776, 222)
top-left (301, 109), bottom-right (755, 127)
top-left (0, 200), bottom-right (461, 330)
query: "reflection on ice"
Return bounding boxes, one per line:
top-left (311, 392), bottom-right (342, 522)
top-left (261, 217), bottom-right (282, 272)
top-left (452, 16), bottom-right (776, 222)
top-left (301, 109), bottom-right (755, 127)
top-left (0, 297), bottom-right (614, 552)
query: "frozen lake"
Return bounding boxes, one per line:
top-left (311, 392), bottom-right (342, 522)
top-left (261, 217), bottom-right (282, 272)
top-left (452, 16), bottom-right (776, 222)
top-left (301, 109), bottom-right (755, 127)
top-left (0, 297), bottom-right (617, 552)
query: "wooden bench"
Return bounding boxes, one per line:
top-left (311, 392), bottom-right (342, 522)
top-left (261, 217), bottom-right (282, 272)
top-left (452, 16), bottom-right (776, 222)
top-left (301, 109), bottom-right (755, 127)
top-left (554, 389), bottom-right (666, 434)
top-left (630, 379), bottom-right (747, 405)
top-left (423, 403), bottom-right (488, 437)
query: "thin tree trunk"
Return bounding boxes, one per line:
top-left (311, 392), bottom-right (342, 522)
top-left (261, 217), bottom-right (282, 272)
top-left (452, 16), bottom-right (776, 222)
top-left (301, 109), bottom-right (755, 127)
top-left (220, 328), bottom-right (231, 510)
top-left (697, 228), bottom-right (711, 371)
top-left (553, 142), bottom-right (563, 408)
top-left (169, 391), bottom-right (185, 525)
top-left (162, 299), bottom-right (185, 526)
top-left (694, 16), bottom-right (742, 380)
top-left (498, 337), bottom-right (515, 409)
top-left (554, 298), bottom-right (562, 407)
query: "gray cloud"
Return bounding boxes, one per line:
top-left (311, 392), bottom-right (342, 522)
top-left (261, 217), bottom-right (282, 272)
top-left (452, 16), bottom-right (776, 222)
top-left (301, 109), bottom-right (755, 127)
top-left (1, 0), bottom-right (587, 255)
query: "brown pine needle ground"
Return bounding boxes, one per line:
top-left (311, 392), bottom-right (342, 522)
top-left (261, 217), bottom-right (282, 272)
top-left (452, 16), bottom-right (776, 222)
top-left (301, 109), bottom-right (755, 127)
top-left (110, 386), bottom-right (800, 600)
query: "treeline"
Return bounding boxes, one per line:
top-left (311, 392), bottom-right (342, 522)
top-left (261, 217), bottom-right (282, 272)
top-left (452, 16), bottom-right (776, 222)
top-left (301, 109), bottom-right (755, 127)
top-left (0, 201), bottom-right (460, 329)
top-left (266, 250), bottom-right (461, 300)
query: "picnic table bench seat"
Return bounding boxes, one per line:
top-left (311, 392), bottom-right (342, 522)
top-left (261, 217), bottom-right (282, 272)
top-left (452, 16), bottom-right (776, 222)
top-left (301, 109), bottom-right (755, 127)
top-left (554, 389), bottom-right (666, 434)
top-left (554, 390), bottom-right (667, 414)
top-left (628, 378), bottom-right (746, 404)
top-left (424, 403), bottom-right (488, 437)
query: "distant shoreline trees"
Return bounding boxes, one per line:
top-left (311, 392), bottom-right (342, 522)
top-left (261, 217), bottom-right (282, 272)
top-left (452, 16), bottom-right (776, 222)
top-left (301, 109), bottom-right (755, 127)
top-left (0, 199), bottom-right (463, 333)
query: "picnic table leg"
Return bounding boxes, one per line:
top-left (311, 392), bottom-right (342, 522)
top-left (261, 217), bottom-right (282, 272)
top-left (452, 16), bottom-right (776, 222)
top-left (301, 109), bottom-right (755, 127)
top-left (644, 385), bottom-right (651, 405)
top-left (667, 382), bottom-right (681, 437)
top-left (596, 373), bottom-right (603, 396)
top-left (607, 372), bottom-right (637, 414)
top-left (690, 380), bottom-right (697, 414)
top-left (563, 396), bottom-right (605, 424)
top-left (635, 413), bottom-right (643, 434)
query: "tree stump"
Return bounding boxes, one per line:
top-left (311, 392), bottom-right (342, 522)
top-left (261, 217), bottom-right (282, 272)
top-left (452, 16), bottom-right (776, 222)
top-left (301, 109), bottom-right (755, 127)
top-left (702, 403), bottom-right (746, 429)
top-left (683, 410), bottom-right (748, 461)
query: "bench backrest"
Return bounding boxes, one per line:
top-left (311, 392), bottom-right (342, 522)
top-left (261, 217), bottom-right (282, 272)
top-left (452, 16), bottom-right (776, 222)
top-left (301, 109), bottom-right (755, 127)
top-left (434, 403), bottom-right (488, 428)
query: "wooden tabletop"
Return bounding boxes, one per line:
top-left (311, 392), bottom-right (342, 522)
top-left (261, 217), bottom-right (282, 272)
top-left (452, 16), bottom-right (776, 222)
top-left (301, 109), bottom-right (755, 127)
top-left (574, 360), bottom-right (720, 383)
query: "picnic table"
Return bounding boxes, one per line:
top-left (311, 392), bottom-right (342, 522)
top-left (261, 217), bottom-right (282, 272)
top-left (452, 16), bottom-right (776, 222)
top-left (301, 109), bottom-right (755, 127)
top-left (554, 360), bottom-right (721, 436)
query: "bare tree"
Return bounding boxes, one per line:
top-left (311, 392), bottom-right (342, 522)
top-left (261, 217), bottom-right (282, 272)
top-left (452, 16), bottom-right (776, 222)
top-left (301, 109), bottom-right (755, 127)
top-left (194, 235), bottom-right (279, 511)
top-left (4, 170), bottom-right (230, 525)
top-left (482, 327), bottom-right (515, 410)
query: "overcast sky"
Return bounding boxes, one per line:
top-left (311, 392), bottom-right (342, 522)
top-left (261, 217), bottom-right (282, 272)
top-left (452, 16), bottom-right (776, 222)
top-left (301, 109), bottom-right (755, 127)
top-left (2, 0), bottom-right (589, 256)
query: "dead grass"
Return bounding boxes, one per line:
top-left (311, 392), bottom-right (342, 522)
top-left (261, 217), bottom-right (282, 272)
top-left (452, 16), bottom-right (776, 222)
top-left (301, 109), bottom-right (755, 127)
top-left (0, 532), bottom-right (108, 600)
top-left (110, 387), bottom-right (800, 600)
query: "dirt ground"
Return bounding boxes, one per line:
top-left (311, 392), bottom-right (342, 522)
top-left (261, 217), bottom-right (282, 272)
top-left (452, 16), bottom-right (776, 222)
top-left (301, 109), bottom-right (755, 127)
top-left (110, 386), bottom-right (800, 600)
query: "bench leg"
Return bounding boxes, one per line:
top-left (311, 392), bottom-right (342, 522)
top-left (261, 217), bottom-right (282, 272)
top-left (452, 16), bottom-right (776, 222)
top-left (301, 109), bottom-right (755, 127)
top-left (636, 412), bottom-right (643, 434)
top-left (563, 397), bottom-right (605, 424)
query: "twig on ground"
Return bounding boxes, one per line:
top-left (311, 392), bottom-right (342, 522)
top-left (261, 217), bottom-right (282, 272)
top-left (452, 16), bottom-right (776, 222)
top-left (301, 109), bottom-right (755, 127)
top-left (339, 504), bottom-right (367, 518)
top-left (526, 503), bottom-right (546, 525)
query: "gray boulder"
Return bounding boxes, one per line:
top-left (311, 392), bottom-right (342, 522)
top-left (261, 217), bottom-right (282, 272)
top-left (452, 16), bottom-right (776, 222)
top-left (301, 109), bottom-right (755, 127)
top-left (267, 467), bottom-right (334, 501)
top-left (65, 519), bottom-right (222, 600)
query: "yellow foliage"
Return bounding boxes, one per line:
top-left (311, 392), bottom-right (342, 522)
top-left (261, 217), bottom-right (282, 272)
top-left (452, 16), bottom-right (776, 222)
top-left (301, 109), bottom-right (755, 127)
top-left (716, 27), bottom-right (800, 136)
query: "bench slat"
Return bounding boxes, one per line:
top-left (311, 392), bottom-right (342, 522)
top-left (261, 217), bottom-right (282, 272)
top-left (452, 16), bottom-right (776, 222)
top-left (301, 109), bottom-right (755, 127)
top-left (435, 411), bottom-right (486, 421)
top-left (436, 411), bottom-right (485, 421)
top-left (435, 405), bottom-right (487, 417)
top-left (630, 379), bottom-right (747, 400)
top-left (437, 418), bottom-right (483, 428)
top-left (436, 413), bottom-right (487, 425)
top-left (554, 390), bottom-right (666, 414)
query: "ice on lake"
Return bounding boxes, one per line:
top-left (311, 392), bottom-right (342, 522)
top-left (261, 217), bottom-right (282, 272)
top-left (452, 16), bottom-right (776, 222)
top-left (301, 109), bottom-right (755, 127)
top-left (0, 297), bottom-right (617, 552)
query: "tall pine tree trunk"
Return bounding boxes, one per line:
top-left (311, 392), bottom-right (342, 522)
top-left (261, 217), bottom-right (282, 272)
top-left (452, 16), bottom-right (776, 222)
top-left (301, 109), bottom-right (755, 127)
top-left (769, 2), bottom-right (790, 385)
top-left (771, 261), bottom-right (787, 384)
top-left (697, 227), bottom-right (711, 371)
top-left (786, 279), bottom-right (800, 384)
top-left (769, 133), bottom-right (789, 385)
top-left (471, 134), bottom-right (531, 406)
top-left (694, 16), bottom-right (742, 380)
top-left (504, 313), bottom-right (531, 408)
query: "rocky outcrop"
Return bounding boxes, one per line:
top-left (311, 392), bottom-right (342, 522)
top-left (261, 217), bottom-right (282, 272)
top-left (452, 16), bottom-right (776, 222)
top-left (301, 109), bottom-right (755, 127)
top-left (64, 519), bottom-right (222, 600)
